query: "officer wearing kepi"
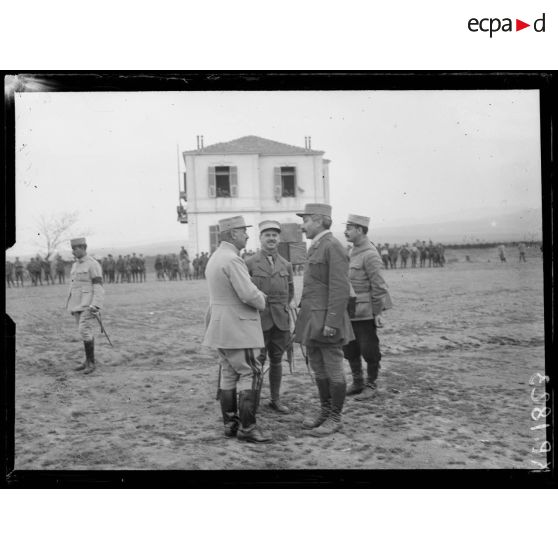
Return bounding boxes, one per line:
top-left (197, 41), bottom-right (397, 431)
top-left (66, 237), bottom-right (105, 374)
top-left (343, 214), bottom-right (392, 399)
top-left (294, 203), bottom-right (355, 436)
top-left (203, 216), bottom-right (272, 443)
top-left (246, 220), bottom-right (295, 414)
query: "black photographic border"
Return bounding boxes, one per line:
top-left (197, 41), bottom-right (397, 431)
top-left (2, 71), bottom-right (555, 488)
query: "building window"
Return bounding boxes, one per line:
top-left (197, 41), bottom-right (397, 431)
top-left (273, 166), bottom-right (297, 200)
top-left (209, 225), bottom-right (219, 253)
top-left (208, 166), bottom-right (238, 198)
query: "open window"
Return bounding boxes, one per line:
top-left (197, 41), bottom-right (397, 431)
top-left (273, 166), bottom-right (297, 200)
top-left (208, 166), bottom-right (238, 198)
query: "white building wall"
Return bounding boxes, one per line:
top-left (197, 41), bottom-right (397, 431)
top-left (184, 150), bottom-right (330, 254)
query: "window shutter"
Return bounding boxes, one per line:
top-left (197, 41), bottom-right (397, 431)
top-left (293, 167), bottom-right (298, 196)
top-left (208, 167), bottom-right (216, 197)
top-left (273, 167), bottom-right (282, 201)
top-left (230, 166), bottom-right (238, 197)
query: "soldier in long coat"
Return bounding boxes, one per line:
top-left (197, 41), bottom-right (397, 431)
top-left (246, 220), bottom-right (295, 414)
top-left (294, 203), bottom-right (354, 437)
top-left (203, 216), bottom-right (271, 443)
top-left (343, 214), bottom-right (393, 399)
top-left (66, 238), bottom-right (105, 374)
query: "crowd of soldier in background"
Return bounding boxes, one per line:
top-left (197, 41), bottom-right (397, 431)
top-left (102, 253), bottom-right (146, 283)
top-left (376, 240), bottom-right (446, 269)
top-left (6, 254), bottom-right (68, 287)
top-left (5, 239), bottom-right (535, 289)
top-left (154, 248), bottom-right (211, 281)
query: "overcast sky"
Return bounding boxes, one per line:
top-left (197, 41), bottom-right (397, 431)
top-left (10, 89), bottom-right (541, 256)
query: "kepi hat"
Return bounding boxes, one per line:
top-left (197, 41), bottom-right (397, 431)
top-left (218, 215), bottom-right (252, 233)
top-left (70, 237), bottom-right (87, 248)
top-left (296, 203), bottom-right (332, 218)
top-left (258, 220), bottom-right (281, 234)
top-left (344, 214), bottom-right (370, 228)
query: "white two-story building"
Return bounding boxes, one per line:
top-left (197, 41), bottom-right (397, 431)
top-left (180, 135), bottom-right (330, 254)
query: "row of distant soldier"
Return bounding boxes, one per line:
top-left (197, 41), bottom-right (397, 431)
top-left (6, 253), bottom-right (148, 287)
top-left (376, 240), bottom-right (446, 269)
top-left (154, 248), bottom-right (210, 281)
top-left (100, 254), bottom-right (147, 283)
top-left (6, 255), bottom-right (68, 287)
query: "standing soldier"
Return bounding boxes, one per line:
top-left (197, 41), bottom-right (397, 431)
top-left (203, 216), bottom-right (271, 443)
top-left (66, 238), bottom-right (105, 374)
top-left (6, 260), bottom-right (15, 288)
top-left (388, 243), bottom-right (399, 269)
top-left (518, 242), bottom-right (527, 263)
top-left (15, 257), bottom-right (25, 287)
top-left (138, 254), bottom-right (146, 282)
top-left (55, 254), bottom-right (66, 284)
top-left (427, 240), bottom-right (434, 267)
top-left (246, 220), bottom-right (295, 414)
top-left (343, 214), bottom-right (393, 399)
top-left (116, 255), bottom-right (125, 283)
top-left (294, 203), bottom-right (354, 436)
top-left (380, 244), bottom-right (390, 269)
top-left (419, 241), bottom-right (427, 268)
top-left (154, 255), bottom-right (164, 280)
top-left (399, 244), bottom-right (410, 269)
top-left (193, 254), bottom-right (200, 280)
top-left (106, 254), bottom-right (116, 283)
top-left (410, 243), bottom-right (418, 268)
top-left (28, 258), bottom-right (39, 286)
top-left (498, 244), bottom-right (507, 263)
top-left (42, 257), bottom-right (54, 285)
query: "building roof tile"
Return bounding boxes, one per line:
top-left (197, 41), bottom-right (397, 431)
top-left (183, 135), bottom-right (324, 156)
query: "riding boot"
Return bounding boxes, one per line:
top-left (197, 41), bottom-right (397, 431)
top-left (346, 359), bottom-right (364, 395)
top-left (302, 377), bottom-right (331, 429)
top-left (74, 341), bottom-right (89, 371)
top-left (355, 364), bottom-right (379, 400)
top-left (219, 389), bottom-right (239, 437)
top-left (268, 362), bottom-right (289, 413)
top-left (237, 390), bottom-right (273, 443)
top-left (310, 381), bottom-right (345, 437)
top-left (83, 339), bottom-right (96, 374)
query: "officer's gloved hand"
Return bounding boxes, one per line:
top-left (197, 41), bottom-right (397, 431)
top-left (89, 305), bottom-right (100, 314)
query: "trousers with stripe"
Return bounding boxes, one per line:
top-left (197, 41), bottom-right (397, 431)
top-left (217, 348), bottom-right (261, 391)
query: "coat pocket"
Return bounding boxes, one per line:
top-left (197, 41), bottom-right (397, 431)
top-left (237, 306), bottom-right (259, 321)
top-left (354, 292), bottom-right (373, 319)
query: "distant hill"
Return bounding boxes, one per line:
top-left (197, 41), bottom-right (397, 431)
top-left (357, 208), bottom-right (542, 245)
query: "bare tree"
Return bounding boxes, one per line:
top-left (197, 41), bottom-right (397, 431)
top-left (34, 211), bottom-right (83, 260)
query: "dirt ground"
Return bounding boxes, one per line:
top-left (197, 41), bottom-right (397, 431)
top-left (6, 246), bottom-right (546, 470)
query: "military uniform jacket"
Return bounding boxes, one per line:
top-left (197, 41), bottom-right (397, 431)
top-left (67, 255), bottom-right (104, 313)
top-left (294, 232), bottom-right (355, 346)
top-left (203, 242), bottom-right (266, 349)
top-left (349, 238), bottom-right (393, 321)
top-left (246, 250), bottom-right (294, 332)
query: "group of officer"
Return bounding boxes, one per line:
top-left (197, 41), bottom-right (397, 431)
top-left (61, 204), bottom-right (392, 443)
top-left (203, 203), bottom-right (392, 443)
